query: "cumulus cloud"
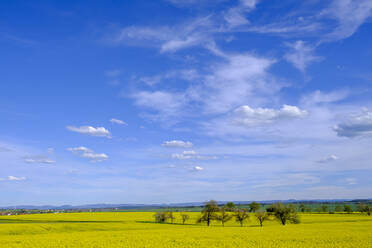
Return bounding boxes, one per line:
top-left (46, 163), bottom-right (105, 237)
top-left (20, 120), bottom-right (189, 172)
top-left (316, 154), bottom-right (339, 163)
top-left (190, 166), bottom-right (204, 171)
top-left (284, 40), bottom-right (322, 72)
top-left (162, 140), bottom-right (193, 148)
top-left (110, 118), bottom-right (126, 125)
top-left (232, 105), bottom-right (308, 127)
top-left (24, 155), bottom-right (56, 164)
top-left (333, 109), bottom-right (372, 138)
top-left (67, 146), bottom-right (108, 162)
top-left (66, 126), bottom-right (111, 138)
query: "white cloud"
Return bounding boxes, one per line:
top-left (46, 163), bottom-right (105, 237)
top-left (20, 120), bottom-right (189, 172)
top-left (190, 52), bottom-right (280, 114)
top-left (24, 155), bottom-right (56, 164)
top-left (191, 166), bottom-right (204, 171)
top-left (67, 146), bottom-right (108, 162)
top-left (322, 0), bottom-right (372, 42)
top-left (232, 105), bottom-right (308, 127)
top-left (133, 91), bottom-right (186, 118)
top-left (171, 150), bottom-right (217, 160)
top-left (333, 109), bottom-right (372, 138)
top-left (138, 69), bottom-right (199, 86)
top-left (7, 176), bottom-right (26, 181)
top-left (0, 176), bottom-right (26, 181)
top-left (316, 154), bottom-right (339, 163)
top-left (223, 0), bottom-right (259, 28)
top-left (113, 16), bottom-right (213, 53)
top-left (301, 90), bottom-right (349, 106)
top-left (162, 140), bottom-right (193, 148)
top-left (67, 146), bottom-right (92, 153)
top-left (345, 177), bottom-right (357, 185)
top-left (253, 173), bottom-right (320, 188)
top-left (110, 118), bottom-right (126, 125)
top-left (240, 0), bottom-right (259, 8)
top-left (66, 126), bottom-right (111, 138)
top-left (284, 40), bottom-right (322, 72)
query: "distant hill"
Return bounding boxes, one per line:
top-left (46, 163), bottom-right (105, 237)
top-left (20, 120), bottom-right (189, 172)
top-left (1, 199), bottom-right (371, 210)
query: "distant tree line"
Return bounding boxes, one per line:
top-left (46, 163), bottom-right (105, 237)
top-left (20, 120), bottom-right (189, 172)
top-left (154, 200), bottom-right (301, 227)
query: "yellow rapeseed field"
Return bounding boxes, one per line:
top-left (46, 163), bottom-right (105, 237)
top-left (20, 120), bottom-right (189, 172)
top-left (0, 212), bottom-right (371, 247)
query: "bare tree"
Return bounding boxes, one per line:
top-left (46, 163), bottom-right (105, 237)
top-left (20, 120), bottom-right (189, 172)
top-left (255, 210), bottom-right (270, 227)
top-left (267, 202), bottom-right (300, 225)
top-left (234, 208), bottom-right (250, 227)
top-left (197, 200), bottom-right (220, 226)
top-left (216, 206), bottom-right (232, 227)
top-left (180, 213), bottom-right (190, 224)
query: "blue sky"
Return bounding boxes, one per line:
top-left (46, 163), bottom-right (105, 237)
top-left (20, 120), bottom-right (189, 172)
top-left (1, 0), bottom-right (372, 206)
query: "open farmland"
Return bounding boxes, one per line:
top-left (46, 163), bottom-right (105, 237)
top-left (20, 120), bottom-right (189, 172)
top-left (0, 212), bottom-right (371, 248)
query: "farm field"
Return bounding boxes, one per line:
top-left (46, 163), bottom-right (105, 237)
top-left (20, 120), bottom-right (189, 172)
top-left (0, 212), bottom-right (371, 248)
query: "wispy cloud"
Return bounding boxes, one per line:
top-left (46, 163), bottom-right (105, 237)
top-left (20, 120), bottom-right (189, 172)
top-left (24, 155), bottom-right (56, 164)
top-left (162, 140), bottom-right (193, 148)
top-left (112, 16), bottom-right (214, 53)
top-left (0, 176), bottom-right (26, 181)
top-left (67, 146), bottom-right (108, 162)
top-left (301, 90), bottom-right (349, 106)
top-left (321, 0), bottom-right (372, 42)
top-left (66, 126), bottom-right (111, 138)
top-left (110, 118), bottom-right (126, 125)
top-left (171, 150), bottom-right (217, 160)
top-left (284, 40), bottom-right (322, 72)
top-left (316, 154), bottom-right (339, 163)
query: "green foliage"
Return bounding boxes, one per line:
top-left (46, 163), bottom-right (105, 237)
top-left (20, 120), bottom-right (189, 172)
top-left (197, 200), bottom-right (220, 226)
top-left (249, 201), bottom-right (261, 212)
top-left (234, 208), bottom-right (250, 227)
top-left (255, 210), bottom-right (270, 227)
top-left (344, 205), bottom-right (353, 214)
top-left (358, 203), bottom-right (372, 216)
top-left (268, 202), bottom-right (300, 225)
top-left (225, 202), bottom-right (236, 211)
top-left (180, 213), bottom-right (189, 224)
top-left (216, 207), bottom-right (232, 227)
